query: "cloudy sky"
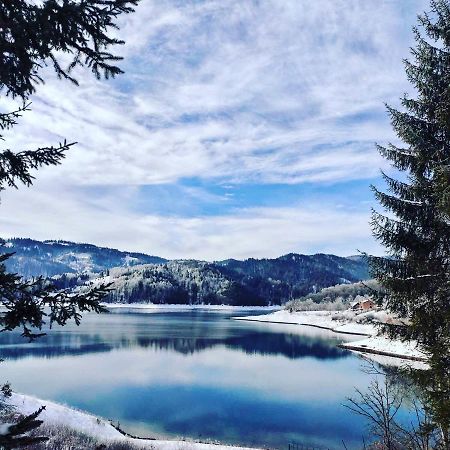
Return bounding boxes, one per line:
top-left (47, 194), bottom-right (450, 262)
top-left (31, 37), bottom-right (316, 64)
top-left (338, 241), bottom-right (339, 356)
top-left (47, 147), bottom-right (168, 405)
top-left (0, 0), bottom-right (429, 260)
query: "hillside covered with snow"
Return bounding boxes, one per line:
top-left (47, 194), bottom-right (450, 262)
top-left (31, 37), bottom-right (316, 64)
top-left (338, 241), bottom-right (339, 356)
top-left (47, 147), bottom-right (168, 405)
top-left (2, 238), bottom-right (370, 306)
top-left (1, 238), bottom-right (167, 277)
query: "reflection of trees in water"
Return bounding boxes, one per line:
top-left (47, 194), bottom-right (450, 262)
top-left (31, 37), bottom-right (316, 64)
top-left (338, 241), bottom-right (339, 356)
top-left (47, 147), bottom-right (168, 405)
top-left (0, 329), bottom-right (349, 361)
top-left (0, 331), bottom-right (113, 359)
top-left (224, 333), bottom-right (348, 359)
top-left (0, 342), bottom-right (113, 360)
top-left (134, 332), bottom-right (349, 359)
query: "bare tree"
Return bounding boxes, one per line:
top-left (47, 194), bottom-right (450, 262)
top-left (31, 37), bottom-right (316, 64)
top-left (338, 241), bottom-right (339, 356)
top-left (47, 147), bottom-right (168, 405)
top-left (400, 400), bottom-right (440, 450)
top-left (345, 377), bottom-right (403, 450)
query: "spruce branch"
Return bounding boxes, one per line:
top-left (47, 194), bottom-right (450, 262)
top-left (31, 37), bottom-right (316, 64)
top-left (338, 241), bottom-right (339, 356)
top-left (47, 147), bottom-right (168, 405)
top-left (0, 141), bottom-right (74, 191)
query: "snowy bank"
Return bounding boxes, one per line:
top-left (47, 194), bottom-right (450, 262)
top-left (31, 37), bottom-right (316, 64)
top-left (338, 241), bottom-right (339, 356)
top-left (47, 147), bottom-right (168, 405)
top-left (233, 310), bottom-right (426, 364)
top-left (103, 303), bottom-right (280, 312)
top-left (4, 393), bottom-right (260, 450)
top-left (339, 336), bottom-right (427, 362)
top-left (233, 310), bottom-right (376, 336)
top-left (353, 350), bottom-right (429, 371)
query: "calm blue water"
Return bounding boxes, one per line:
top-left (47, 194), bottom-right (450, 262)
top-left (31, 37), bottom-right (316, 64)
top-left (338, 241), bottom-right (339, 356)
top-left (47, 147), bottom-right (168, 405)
top-left (0, 308), bottom-right (397, 449)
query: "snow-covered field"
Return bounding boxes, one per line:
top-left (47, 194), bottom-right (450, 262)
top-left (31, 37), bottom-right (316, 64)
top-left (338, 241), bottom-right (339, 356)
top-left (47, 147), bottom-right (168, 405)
top-left (3, 393), bottom-right (260, 450)
top-left (233, 310), bottom-right (427, 364)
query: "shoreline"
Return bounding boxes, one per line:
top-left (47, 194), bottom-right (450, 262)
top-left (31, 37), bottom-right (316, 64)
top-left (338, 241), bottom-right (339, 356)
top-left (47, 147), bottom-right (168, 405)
top-left (103, 303), bottom-right (280, 312)
top-left (232, 310), bottom-right (427, 364)
top-left (232, 316), bottom-right (370, 336)
top-left (232, 310), bottom-right (376, 336)
top-left (3, 392), bottom-right (261, 450)
top-left (338, 343), bottom-right (426, 362)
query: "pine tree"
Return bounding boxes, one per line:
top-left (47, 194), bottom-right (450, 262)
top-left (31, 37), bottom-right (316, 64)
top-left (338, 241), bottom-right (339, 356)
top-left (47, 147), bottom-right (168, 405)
top-left (370, 1), bottom-right (450, 445)
top-left (370, 0), bottom-right (450, 352)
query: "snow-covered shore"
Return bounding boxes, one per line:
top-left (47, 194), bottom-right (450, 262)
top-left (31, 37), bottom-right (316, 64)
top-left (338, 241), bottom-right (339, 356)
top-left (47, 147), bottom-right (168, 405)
top-left (4, 393), bottom-right (260, 450)
top-left (233, 310), bottom-right (376, 336)
top-left (233, 310), bottom-right (427, 363)
top-left (340, 336), bottom-right (427, 362)
top-left (103, 303), bottom-right (280, 312)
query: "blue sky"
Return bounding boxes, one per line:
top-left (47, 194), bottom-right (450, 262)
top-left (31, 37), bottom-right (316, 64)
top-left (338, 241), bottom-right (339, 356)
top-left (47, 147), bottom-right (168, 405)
top-left (0, 0), bottom-right (430, 260)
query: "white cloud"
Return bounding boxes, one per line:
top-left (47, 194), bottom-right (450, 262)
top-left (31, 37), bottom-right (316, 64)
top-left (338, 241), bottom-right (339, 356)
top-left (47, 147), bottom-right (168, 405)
top-left (0, 0), bottom-right (429, 256)
top-left (0, 180), bottom-right (379, 260)
top-left (0, 0), bottom-right (428, 186)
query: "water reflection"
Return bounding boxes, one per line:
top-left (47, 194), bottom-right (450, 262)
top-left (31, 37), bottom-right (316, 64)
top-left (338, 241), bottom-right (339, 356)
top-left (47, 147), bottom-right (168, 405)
top-left (0, 310), bottom-right (350, 361)
top-left (0, 309), bottom-right (377, 449)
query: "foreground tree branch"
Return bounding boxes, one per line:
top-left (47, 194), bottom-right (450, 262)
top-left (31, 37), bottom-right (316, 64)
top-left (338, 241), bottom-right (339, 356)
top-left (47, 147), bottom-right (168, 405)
top-left (0, 0), bottom-right (138, 99)
top-left (0, 2), bottom-right (139, 447)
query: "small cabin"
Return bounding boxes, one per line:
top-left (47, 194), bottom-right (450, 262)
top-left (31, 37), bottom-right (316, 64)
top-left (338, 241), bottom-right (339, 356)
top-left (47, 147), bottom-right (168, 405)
top-left (350, 298), bottom-right (376, 311)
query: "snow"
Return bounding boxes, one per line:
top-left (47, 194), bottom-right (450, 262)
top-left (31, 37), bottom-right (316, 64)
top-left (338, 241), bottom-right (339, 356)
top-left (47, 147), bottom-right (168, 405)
top-left (124, 255), bottom-right (140, 266)
top-left (45, 240), bottom-right (71, 246)
top-left (4, 393), bottom-right (260, 450)
top-left (233, 310), bottom-right (427, 364)
top-left (233, 310), bottom-right (376, 336)
top-left (8, 393), bottom-right (117, 441)
top-left (341, 336), bottom-right (427, 362)
top-left (0, 423), bottom-right (13, 435)
top-left (353, 350), bottom-right (429, 371)
top-left (103, 303), bottom-right (280, 312)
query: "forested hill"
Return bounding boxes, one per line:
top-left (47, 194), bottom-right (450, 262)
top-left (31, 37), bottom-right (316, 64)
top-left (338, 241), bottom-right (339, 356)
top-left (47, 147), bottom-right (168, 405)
top-left (217, 253), bottom-right (368, 287)
top-left (1, 238), bottom-right (370, 305)
top-left (86, 254), bottom-right (369, 306)
top-left (1, 238), bottom-right (167, 278)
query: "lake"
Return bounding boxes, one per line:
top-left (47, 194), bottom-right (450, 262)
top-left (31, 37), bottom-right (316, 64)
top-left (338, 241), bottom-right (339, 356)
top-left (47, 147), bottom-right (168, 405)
top-left (0, 308), bottom-right (395, 449)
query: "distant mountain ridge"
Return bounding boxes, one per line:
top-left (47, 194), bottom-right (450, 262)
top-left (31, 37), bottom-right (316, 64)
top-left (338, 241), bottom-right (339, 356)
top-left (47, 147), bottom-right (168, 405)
top-left (1, 238), bottom-right (370, 306)
top-left (216, 252), bottom-right (368, 285)
top-left (1, 238), bottom-right (167, 278)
